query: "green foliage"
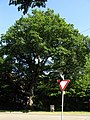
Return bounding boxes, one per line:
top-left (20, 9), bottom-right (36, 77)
top-left (9, 0), bottom-right (47, 14)
top-left (72, 53), bottom-right (90, 97)
top-left (0, 9), bottom-right (89, 110)
top-left (68, 45), bottom-right (90, 98)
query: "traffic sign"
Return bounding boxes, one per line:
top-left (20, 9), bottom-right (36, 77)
top-left (58, 79), bottom-right (70, 91)
top-left (57, 78), bottom-right (70, 120)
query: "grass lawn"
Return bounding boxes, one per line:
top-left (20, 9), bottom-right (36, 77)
top-left (22, 111), bottom-right (90, 115)
top-left (0, 111), bottom-right (90, 115)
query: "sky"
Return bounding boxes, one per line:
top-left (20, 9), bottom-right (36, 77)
top-left (1, 0), bottom-right (90, 37)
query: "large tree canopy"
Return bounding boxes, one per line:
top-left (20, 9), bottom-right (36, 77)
top-left (9, 0), bottom-right (47, 14)
top-left (0, 9), bottom-right (89, 110)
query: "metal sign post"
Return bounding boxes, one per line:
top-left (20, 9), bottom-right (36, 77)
top-left (61, 91), bottom-right (65, 120)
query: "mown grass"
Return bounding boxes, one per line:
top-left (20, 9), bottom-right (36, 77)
top-left (0, 110), bottom-right (90, 115)
top-left (23, 111), bottom-right (90, 115)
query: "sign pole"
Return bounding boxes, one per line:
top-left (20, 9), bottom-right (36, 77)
top-left (57, 78), bottom-right (70, 120)
top-left (61, 91), bottom-right (64, 120)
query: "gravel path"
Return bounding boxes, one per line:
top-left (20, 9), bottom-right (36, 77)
top-left (0, 112), bottom-right (90, 120)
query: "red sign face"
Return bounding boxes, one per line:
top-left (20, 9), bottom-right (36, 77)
top-left (57, 79), bottom-right (70, 91)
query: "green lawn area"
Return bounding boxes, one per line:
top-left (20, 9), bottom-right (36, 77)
top-left (24, 111), bottom-right (90, 115)
top-left (0, 111), bottom-right (90, 115)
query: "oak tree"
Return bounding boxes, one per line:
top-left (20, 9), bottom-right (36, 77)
top-left (0, 9), bottom-right (89, 109)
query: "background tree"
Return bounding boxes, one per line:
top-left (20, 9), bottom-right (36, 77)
top-left (9, 0), bottom-right (47, 14)
top-left (0, 9), bottom-right (89, 110)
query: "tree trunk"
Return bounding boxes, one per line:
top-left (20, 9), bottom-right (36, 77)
top-left (27, 86), bottom-right (34, 108)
